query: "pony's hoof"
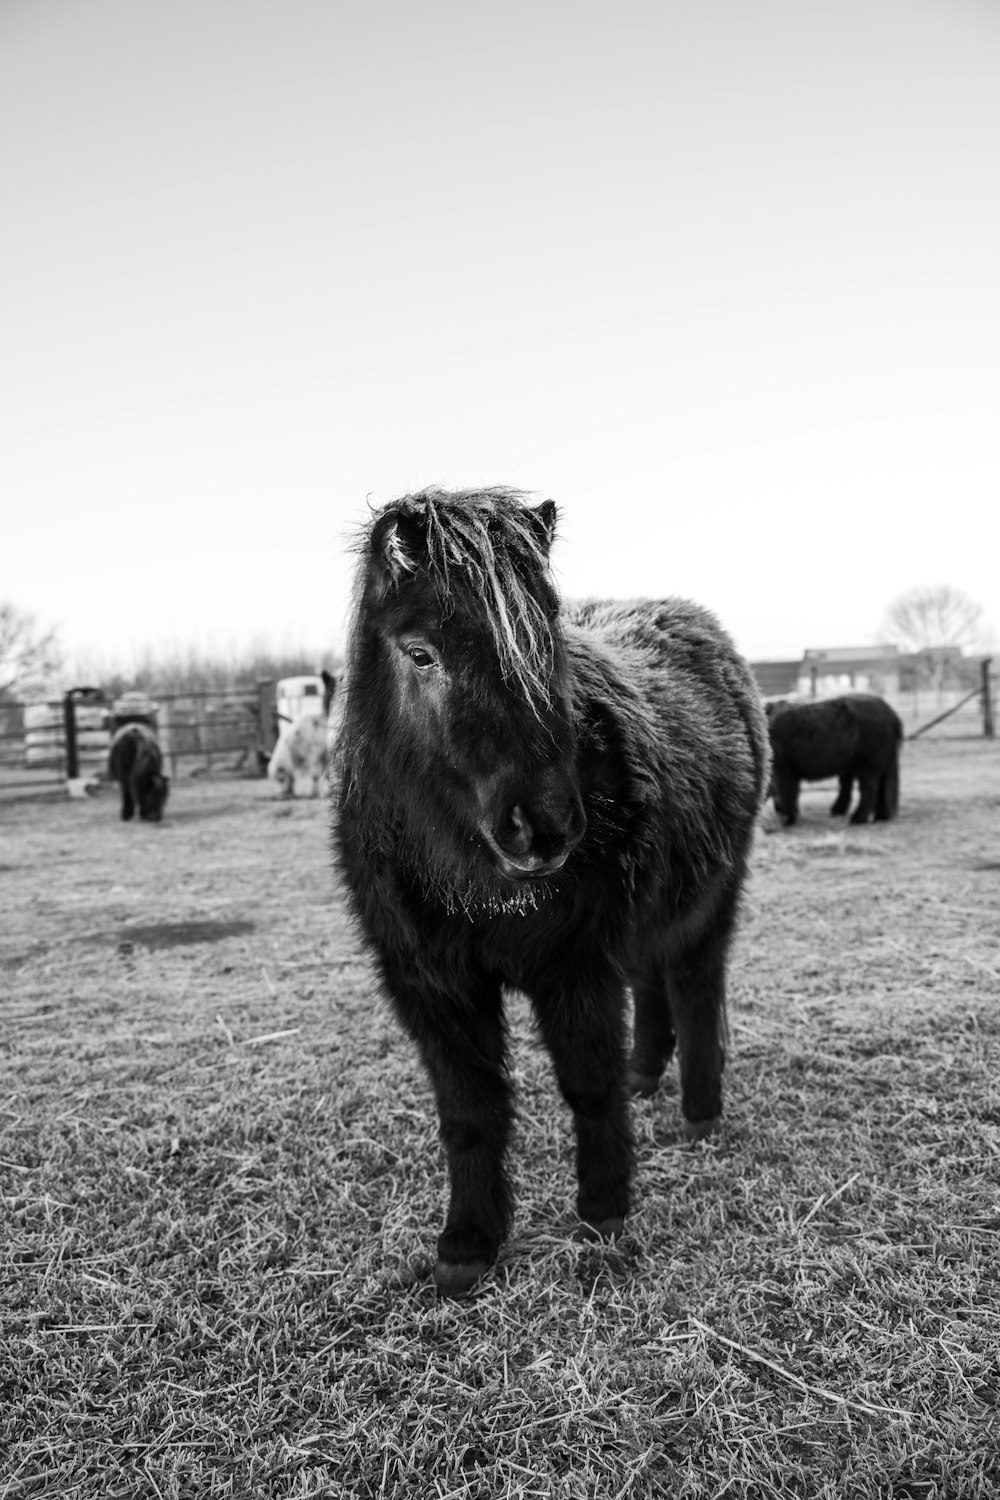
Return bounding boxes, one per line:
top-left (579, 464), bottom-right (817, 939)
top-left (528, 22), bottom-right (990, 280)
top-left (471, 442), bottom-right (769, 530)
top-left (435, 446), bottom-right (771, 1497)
top-left (683, 1115), bottom-right (721, 1143)
top-left (627, 1069), bottom-right (661, 1098)
top-left (572, 1215), bottom-right (625, 1244)
top-left (433, 1259), bottom-right (489, 1297)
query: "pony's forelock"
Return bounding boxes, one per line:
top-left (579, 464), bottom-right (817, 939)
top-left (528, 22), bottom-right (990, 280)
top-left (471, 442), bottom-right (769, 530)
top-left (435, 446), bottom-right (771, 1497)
top-left (362, 487), bottom-right (560, 710)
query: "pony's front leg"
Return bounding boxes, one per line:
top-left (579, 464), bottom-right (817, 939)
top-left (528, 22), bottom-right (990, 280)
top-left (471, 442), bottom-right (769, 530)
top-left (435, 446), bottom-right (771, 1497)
top-left (533, 979), bottom-right (633, 1240)
top-left (773, 769), bottom-right (800, 825)
top-left (391, 979), bottom-right (512, 1295)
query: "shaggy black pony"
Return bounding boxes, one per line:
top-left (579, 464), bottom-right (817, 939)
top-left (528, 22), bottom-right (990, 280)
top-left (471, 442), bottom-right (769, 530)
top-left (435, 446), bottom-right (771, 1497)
top-left (108, 723), bottom-right (169, 822)
top-left (332, 487), bottom-right (769, 1293)
top-left (765, 693), bottom-right (903, 826)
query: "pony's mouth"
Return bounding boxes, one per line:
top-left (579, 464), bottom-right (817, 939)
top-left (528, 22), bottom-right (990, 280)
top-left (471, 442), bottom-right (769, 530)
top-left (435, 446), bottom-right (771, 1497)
top-left (484, 842), bottom-right (572, 881)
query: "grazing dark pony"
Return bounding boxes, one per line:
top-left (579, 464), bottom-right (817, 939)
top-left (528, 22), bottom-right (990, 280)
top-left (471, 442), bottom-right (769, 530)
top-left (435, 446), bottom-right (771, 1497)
top-left (108, 723), bottom-right (169, 822)
top-left (765, 693), bottom-right (903, 826)
top-left (332, 488), bottom-right (769, 1293)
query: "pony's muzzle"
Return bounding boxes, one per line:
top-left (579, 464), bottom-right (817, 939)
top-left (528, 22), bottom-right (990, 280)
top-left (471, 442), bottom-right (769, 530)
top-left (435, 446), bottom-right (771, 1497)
top-left (486, 791), bottom-right (586, 879)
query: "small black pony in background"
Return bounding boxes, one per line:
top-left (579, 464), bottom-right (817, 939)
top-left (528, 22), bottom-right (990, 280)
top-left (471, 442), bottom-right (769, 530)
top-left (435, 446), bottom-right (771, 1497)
top-left (333, 488), bottom-right (769, 1293)
top-left (108, 723), bottom-right (169, 822)
top-left (765, 693), bottom-right (903, 826)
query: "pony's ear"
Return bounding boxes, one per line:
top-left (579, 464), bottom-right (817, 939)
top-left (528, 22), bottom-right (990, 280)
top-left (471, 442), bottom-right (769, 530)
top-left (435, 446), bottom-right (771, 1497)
top-left (370, 508), bottom-right (427, 582)
top-left (528, 499), bottom-right (557, 554)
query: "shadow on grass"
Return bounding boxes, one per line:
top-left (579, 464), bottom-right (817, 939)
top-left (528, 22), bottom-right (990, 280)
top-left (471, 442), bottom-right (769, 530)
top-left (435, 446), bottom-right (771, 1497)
top-left (116, 919), bottom-right (256, 949)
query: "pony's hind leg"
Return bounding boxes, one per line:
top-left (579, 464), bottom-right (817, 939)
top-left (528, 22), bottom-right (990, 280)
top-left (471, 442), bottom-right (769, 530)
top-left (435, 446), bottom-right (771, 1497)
top-left (628, 958), bottom-right (676, 1097)
top-left (533, 978), bottom-right (633, 1240)
top-left (830, 774), bottom-right (853, 816)
top-left (849, 770), bottom-right (879, 824)
top-left (875, 753), bottom-right (899, 820)
top-left (665, 924), bottom-right (731, 1141)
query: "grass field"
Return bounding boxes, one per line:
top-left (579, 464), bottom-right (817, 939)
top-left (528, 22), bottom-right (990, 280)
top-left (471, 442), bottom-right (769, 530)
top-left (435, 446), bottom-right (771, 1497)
top-left (2, 738), bottom-right (999, 1498)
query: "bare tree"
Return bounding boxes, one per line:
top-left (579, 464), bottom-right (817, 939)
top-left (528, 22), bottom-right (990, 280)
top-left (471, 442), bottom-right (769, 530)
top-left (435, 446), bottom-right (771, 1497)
top-left (0, 603), bottom-right (62, 697)
top-left (881, 585), bottom-right (985, 689)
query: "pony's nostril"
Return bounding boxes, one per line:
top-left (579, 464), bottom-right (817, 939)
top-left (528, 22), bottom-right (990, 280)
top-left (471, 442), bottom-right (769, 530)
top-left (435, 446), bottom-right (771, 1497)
top-left (499, 804), bottom-right (534, 856)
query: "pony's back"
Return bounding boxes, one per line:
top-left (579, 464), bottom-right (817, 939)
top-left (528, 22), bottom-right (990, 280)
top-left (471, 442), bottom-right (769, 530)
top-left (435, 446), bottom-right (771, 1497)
top-left (566, 597), bottom-right (769, 891)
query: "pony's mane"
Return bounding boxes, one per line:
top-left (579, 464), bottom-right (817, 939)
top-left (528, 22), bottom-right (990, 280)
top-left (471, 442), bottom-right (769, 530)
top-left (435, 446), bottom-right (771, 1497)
top-left (367, 487), bottom-right (559, 710)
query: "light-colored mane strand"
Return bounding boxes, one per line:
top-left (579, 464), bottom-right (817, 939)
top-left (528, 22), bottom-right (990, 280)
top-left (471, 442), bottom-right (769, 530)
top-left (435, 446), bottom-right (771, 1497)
top-left (417, 488), bottom-right (558, 711)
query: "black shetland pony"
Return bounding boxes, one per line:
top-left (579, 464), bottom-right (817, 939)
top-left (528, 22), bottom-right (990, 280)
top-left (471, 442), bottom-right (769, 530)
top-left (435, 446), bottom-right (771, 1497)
top-left (108, 723), bottom-right (169, 822)
top-left (333, 488), bottom-right (769, 1293)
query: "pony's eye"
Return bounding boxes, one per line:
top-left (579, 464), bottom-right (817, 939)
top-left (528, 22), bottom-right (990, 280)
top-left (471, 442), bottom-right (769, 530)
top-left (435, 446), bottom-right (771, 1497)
top-left (406, 645), bottom-right (437, 670)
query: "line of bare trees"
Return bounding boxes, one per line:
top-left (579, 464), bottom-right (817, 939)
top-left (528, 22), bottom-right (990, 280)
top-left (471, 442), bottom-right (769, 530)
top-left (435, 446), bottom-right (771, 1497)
top-left (0, 601), bottom-right (337, 701)
top-left (0, 604), bottom-right (60, 699)
top-left (880, 585), bottom-right (992, 690)
top-left (2, 585), bottom-right (993, 701)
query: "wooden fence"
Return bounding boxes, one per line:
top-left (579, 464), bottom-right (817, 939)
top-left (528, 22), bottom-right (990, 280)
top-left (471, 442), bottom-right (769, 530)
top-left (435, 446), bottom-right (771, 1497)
top-left (1, 661), bottom-right (993, 805)
top-left (0, 682), bottom-right (281, 801)
top-left (752, 658), bottom-right (996, 741)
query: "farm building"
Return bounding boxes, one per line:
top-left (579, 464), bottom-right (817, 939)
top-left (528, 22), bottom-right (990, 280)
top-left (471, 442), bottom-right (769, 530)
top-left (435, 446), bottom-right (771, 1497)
top-left (750, 660), bottom-right (801, 696)
top-left (750, 646), bottom-right (901, 698)
top-left (798, 645), bottom-right (901, 697)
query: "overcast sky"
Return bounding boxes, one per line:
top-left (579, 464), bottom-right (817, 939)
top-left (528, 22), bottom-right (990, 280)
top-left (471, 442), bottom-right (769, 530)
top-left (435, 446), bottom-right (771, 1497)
top-left (3, 0), bottom-right (999, 675)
